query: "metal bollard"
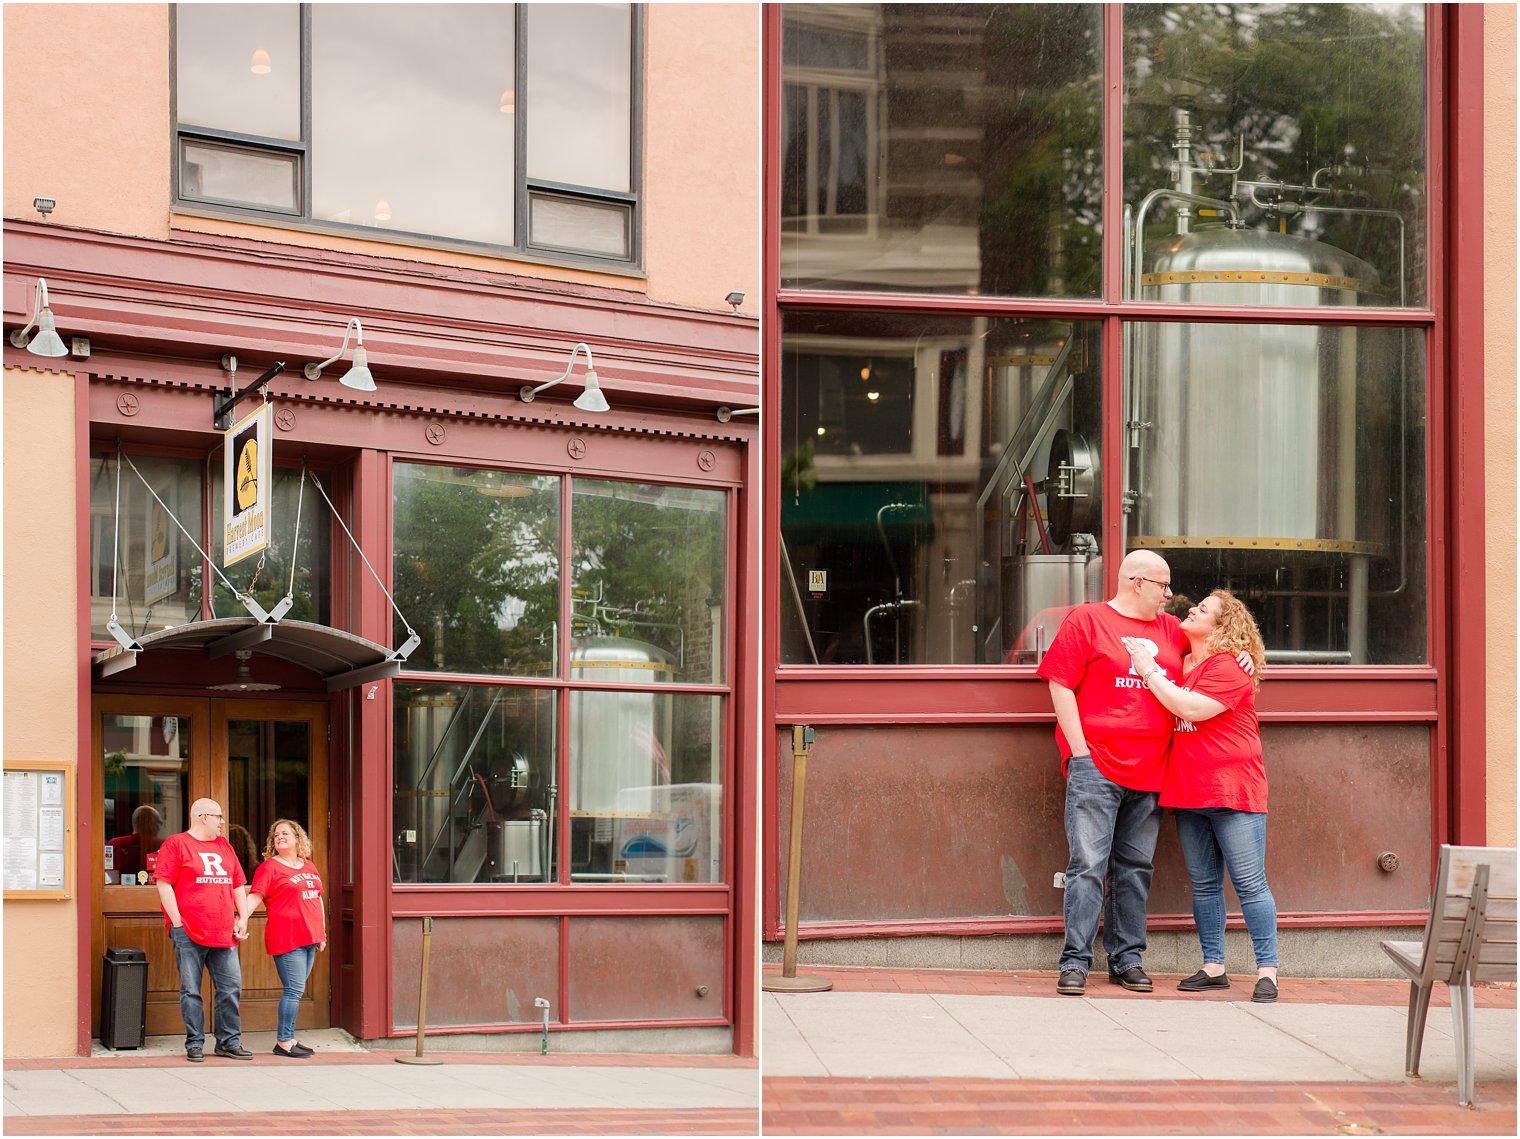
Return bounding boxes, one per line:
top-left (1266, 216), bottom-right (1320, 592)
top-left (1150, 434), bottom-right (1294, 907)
top-left (762, 725), bottom-right (832, 993)
top-left (395, 916), bottom-right (444, 1064)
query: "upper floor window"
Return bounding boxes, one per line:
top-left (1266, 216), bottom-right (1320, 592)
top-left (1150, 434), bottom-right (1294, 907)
top-left (173, 3), bottom-right (639, 266)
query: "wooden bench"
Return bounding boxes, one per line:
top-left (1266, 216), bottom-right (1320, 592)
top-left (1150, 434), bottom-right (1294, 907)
top-left (1380, 844), bottom-right (1517, 1107)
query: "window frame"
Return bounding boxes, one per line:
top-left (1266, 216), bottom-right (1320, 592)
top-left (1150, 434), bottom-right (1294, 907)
top-left (169, 3), bottom-right (644, 271)
top-left (389, 458), bottom-right (739, 891)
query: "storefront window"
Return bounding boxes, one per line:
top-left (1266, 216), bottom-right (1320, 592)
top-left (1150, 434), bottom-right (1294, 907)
top-left (570, 479), bottom-right (727, 684)
top-left (1125, 321), bottom-right (1427, 664)
top-left (780, 313), bottom-right (1103, 665)
top-left (781, 3), bottom-right (1103, 296)
top-left (393, 683), bottom-right (557, 884)
top-left (392, 464), bottom-right (559, 677)
top-left (101, 715), bottom-right (189, 886)
top-left (569, 692), bottom-right (722, 884)
top-left (1123, 3), bottom-right (1426, 307)
top-left (393, 466), bottom-right (730, 886)
top-left (209, 466), bottom-right (332, 625)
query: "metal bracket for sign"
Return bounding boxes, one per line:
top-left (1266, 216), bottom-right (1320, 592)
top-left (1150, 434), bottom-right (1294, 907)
top-left (213, 357), bottom-right (286, 430)
top-left (305, 467), bottom-right (419, 664)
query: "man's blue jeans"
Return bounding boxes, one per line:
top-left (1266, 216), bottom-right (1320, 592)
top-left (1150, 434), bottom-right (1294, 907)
top-left (1174, 806), bottom-right (1278, 968)
top-left (273, 944), bottom-right (318, 1041)
top-left (1059, 754), bottom-right (1161, 977)
top-left (169, 925), bottom-right (242, 1051)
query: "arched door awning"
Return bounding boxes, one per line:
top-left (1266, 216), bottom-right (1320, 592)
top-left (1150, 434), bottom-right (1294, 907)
top-left (94, 618), bottom-right (401, 692)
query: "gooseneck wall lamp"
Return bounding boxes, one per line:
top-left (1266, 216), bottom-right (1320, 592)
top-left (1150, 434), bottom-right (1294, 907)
top-left (303, 317), bottom-right (376, 392)
top-left (9, 277), bottom-right (69, 357)
top-left (519, 341), bottom-right (609, 413)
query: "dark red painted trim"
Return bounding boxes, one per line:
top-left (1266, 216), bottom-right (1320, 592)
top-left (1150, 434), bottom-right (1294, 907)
top-left (767, 910), bottom-right (1430, 942)
top-left (4, 223), bottom-right (759, 410)
top-left (74, 365), bottom-right (94, 1057)
top-left (732, 444), bottom-right (761, 1058)
top-left (355, 448), bottom-right (391, 1041)
top-left (389, 888), bottom-right (731, 916)
top-left (1445, 4), bottom-right (1486, 846)
top-left (760, 0), bottom-right (785, 957)
top-left (376, 1017), bottom-right (729, 1039)
top-left (1102, 5), bottom-right (1124, 306)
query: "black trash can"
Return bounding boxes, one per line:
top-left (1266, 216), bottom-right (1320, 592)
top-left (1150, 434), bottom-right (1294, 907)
top-left (100, 947), bottom-right (148, 1050)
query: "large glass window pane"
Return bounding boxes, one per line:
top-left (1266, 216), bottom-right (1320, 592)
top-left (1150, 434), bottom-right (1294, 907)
top-left (781, 4), bottom-right (1103, 297)
top-left (393, 464), bottom-right (559, 678)
top-left (89, 454), bottom-right (205, 641)
top-left (312, 4), bottom-right (515, 243)
top-left (209, 467), bottom-right (332, 626)
top-left (570, 480), bottom-right (727, 685)
top-left (569, 691), bottom-right (722, 884)
top-left (102, 715), bottom-right (189, 885)
top-left (393, 684), bottom-right (558, 884)
top-left (780, 314), bottom-right (1104, 665)
top-left (176, 3), bottom-right (301, 141)
top-left (1123, 4), bottom-right (1426, 307)
top-left (1125, 322), bottom-right (1426, 663)
top-left (526, 4), bottom-right (632, 192)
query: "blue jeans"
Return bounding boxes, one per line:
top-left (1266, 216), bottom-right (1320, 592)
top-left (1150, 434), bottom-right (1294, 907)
top-left (1174, 807), bottom-right (1279, 968)
top-left (273, 943), bottom-right (318, 1041)
top-left (169, 925), bottom-right (241, 1051)
top-left (1059, 754), bottom-right (1162, 977)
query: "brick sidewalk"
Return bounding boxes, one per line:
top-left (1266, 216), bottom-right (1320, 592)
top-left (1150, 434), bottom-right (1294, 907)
top-left (764, 965), bottom-right (1518, 1008)
top-left (762, 1077), bottom-right (1518, 1135)
top-left (5, 1106), bottom-right (757, 1135)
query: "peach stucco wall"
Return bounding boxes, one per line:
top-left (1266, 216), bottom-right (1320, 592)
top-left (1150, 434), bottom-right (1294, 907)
top-left (2, 366), bottom-right (82, 1058)
top-left (1, 3), bottom-right (760, 312)
top-left (643, 4), bottom-right (760, 316)
top-left (1483, 5), bottom-right (1517, 847)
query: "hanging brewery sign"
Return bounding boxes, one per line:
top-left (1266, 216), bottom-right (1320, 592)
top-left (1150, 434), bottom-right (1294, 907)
top-left (223, 404), bottom-right (272, 567)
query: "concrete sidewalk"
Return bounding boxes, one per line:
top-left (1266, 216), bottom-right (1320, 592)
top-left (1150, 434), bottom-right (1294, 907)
top-left (4, 1033), bottom-right (758, 1136)
top-left (763, 967), bottom-right (1517, 1135)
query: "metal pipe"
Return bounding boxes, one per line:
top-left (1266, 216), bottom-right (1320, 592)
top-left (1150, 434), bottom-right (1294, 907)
top-left (1264, 649), bottom-right (1355, 663)
top-left (862, 599), bottom-right (919, 665)
top-left (1348, 554), bottom-right (1370, 664)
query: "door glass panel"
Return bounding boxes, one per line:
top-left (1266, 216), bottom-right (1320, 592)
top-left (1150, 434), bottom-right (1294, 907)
top-left (569, 691), bottom-right (722, 884)
top-left (392, 683), bottom-right (558, 884)
top-left (226, 719), bottom-right (311, 877)
top-left (102, 715), bottom-right (189, 885)
top-left (570, 479), bottom-right (728, 684)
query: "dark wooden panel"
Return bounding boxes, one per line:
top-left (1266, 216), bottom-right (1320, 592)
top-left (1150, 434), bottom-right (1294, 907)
top-left (392, 917), bottom-right (559, 1029)
top-left (567, 916), bottom-right (725, 1022)
top-left (778, 723), bottom-right (1432, 923)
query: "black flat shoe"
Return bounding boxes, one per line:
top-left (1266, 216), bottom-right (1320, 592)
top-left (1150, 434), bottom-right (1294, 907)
top-left (272, 1043), bottom-right (305, 1058)
top-left (1177, 968), bottom-right (1231, 992)
top-left (289, 1042), bottom-right (314, 1056)
top-left (1251, 976), bottom-right (1279, 1003)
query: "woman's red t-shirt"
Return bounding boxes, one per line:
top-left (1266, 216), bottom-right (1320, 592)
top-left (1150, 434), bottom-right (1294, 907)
top-left (250, 857), bottom-right (326, 956)
top-left (1159, 653), bottom-right (1267, 813)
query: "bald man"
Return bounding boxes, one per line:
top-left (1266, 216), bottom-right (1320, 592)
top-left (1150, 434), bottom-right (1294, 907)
top-left (1036, 550), bottom-right (1188, 996)
top-left (154, 798), bottom-right (252, 1061)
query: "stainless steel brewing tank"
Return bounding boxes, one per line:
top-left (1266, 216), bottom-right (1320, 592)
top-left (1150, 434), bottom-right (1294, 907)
top-left (398, 691), bottom-right (462, 860)
top-left (1131, 228), bottom-right (1388, 556)
top-left (569, 636), bottom-right (676, 816)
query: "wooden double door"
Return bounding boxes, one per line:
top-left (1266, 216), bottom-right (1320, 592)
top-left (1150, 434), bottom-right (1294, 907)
top-left (92, 695), bottom-right (329, 1039)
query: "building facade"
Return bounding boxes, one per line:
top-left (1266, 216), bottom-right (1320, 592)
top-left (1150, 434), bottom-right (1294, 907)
top-left (4, 3), bottom-right (761, 1058)
top-left (763, 3), bottom-right (1516, 970)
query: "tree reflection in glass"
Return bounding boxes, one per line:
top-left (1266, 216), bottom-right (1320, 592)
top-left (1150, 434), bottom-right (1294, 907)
top-left (393, 465), bottom-right (560, 677)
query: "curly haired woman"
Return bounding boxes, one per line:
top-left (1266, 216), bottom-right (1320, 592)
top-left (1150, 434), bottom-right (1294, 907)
top-left (244, 819), bottom-right (327, 1055)
top-left (1123, 590), bottom-right (1279, 1003)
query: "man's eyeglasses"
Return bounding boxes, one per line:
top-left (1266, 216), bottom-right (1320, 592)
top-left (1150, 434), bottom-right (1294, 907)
top-left (198, 812), bottom-right (224, 821)
top-left (1130, 575), bottom-right (1173, 595)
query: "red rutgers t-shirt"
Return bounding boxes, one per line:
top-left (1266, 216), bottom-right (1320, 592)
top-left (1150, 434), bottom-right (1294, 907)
top-left (1159, 653), bottom-right (1267, 813)
top-left (250, 858), bottom-right (326, 956)
top-left (1036, 602), bottom-right (1188, 791)
top-left (154, 832), bottom-right (247, 948)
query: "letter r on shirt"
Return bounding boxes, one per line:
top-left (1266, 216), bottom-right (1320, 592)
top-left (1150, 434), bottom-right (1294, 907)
top-left (197, 852), bottom-right (227, 877)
